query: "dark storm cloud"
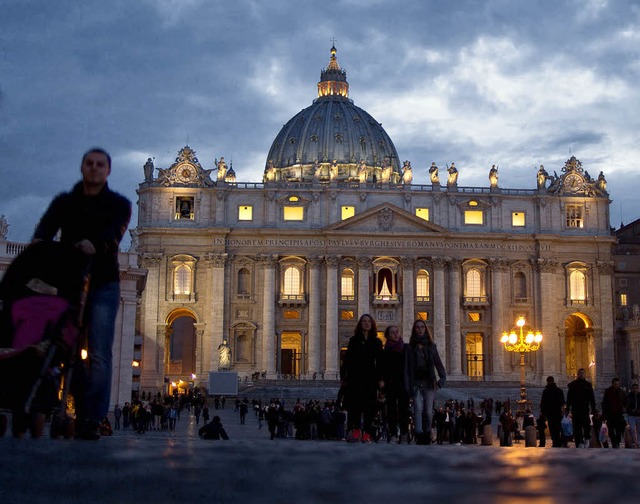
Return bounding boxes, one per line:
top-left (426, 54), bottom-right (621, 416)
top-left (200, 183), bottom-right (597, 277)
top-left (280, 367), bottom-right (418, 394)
top-left (1, 0), bottom-right (640, 243)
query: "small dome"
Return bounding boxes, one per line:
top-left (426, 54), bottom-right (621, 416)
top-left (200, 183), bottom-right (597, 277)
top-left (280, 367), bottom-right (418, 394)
top-left (264, 46), bottom-right (401, 183)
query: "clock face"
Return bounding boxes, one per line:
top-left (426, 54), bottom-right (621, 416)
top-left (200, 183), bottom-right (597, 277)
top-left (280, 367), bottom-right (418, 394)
top-left (177, 163), bottom-right (196, 183)
top-left (564, 173), bottom-right (581, 192)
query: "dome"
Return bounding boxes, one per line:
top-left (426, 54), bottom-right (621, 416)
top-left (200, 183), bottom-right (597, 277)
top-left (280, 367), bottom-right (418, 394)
top-left (264, 46), bottom-right (401, 184)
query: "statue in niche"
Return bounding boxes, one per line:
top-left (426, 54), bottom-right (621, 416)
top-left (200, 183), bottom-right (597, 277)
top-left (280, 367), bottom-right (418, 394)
top-left (429, 162), bottom-right (440, 184)
top-left (401, 160), bottom-right (413, 185)
top-left (489, 165), bottom-right (499, 188)
top-left (447, 163), bottom-right (458, 187)
top-left (216, 157), bottom-right (228, 182)
top-left (537, 164), bottom-right (549, 190)
top-left (143, 158), bottom-right (155, 182)
top-left (218, 339), bottom-right (232, 370)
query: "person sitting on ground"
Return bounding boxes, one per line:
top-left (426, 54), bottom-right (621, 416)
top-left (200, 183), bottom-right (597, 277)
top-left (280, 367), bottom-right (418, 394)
top-left (198, 415), bottom-right (229, 440)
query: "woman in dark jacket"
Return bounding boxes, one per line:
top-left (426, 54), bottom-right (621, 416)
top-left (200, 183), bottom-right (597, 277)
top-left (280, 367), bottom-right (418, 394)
top-left (379, 325), bottom-right (409, 443)
top-left (404, 320), bottom-right (446, 444)
top-left (340, 314), bottom-right (382, 443)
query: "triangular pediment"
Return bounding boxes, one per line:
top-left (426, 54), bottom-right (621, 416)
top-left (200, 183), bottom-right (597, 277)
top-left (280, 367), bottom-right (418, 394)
top-left (324, 202), bottom-right (447, 234)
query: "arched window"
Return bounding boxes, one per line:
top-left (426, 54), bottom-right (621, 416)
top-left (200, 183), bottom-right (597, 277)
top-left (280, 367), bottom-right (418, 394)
top-left (283, 266), bottom-right (301, 295)
top-left (466, 269), bottom-right (481, 298)
top-left (174, 265), bottom-right (191, 295)
top-left (341, 268), bottom-right (355, 300)
top-left (237, 268), bottom-right (251, 296)
top-left (416, 269), bottom-right (430, 301)
top-left (514, 272), bottom-right (527, 302)
top-left (377, 268), bottom-right (394, 300)
top-left (570, 270), bottom-right (587, 302)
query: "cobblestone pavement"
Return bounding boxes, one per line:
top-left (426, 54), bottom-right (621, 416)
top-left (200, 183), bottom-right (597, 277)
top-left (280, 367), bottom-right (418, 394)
top-left (1, 402), bottom-right (640, 504)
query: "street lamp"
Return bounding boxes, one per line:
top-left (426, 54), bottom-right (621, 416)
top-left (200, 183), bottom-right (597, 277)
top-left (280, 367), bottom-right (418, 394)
top-left (500, 316), bottom-right (543, 409)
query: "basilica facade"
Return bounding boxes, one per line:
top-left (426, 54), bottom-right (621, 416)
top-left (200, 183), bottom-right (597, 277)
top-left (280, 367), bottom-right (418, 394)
top-left (134, 47), bottom-right (616, 394)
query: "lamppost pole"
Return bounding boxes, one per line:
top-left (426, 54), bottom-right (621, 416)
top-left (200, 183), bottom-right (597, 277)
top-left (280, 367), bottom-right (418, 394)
top-left (501, 316), bottom-right (543, 410)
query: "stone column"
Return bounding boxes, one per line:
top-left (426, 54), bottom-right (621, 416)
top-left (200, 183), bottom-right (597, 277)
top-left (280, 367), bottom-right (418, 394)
top-left (596, 261), bottom-right (616, 386)
top-left (139, 253), bottom-right (163, 390)
top-left (307, 256), bottom-right (323, 377)
top-left (448, 258), bottom-right (462, 377)
top-left (258, 254), bottom-right (278, 378)
top-left (400, 258), bottom-right (415, 342)
top-left (490, 258), bottom-right (509, 379)
top-left (537, 259), bottom-right (560, 378)
top-left (193, 325), bottom-right (205, 381)
top-left (111, 287), bottom-right (137, 409)
top-left (432, 257), bottom-right (447, 354)
top-left (325, 256), bottom-right (340, 378)
top-left (357, 256), bottom-right (371, 318)
top-left (203, 253), bottom-right (228, 373)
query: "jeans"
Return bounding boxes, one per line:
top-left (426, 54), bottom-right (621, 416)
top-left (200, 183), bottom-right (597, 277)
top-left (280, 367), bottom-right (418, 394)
top-left (76, 281), bottom-right (120, 425)
top-left (628, 415), bottom-right (640, 447)
top-left (412, 385), bottom-right (436, 436)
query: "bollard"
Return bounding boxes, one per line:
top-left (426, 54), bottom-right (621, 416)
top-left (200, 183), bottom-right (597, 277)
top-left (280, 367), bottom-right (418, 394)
top-left (481, 424), bottom-right (493, 445)
top-left (525, 425), bottom-right (537, 447)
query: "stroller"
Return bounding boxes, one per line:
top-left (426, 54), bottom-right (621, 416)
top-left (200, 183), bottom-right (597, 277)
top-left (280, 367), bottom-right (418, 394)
top-left (0, 241), bottom-right (90, 438)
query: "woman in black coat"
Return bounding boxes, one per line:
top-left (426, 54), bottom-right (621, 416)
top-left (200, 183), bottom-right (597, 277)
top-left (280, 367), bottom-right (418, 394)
top-left (340, 314), bottom-right (382, 443)
top-left (379, 325), bottom-right (409, 443)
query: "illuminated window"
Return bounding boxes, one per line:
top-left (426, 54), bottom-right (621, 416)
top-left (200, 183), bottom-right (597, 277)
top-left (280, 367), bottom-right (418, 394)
top-left (288, 195), bottom-right (299, 203)
top-left (416, 269), bottom-right (430, 301)
top-left (466, 333), bottom-right (484, 379)
top-left (467, 312), bottom-right (481, 322)
top-left (341, 310), bottom-right (355, 320)
top-left (284, 310), bottom-right (300, 320)
top-left (175, 197), bottom-right (194, 220)
top-left (416, 312), bottom-right (428, 321)
top-left (238, 205), bottom-right (253, 221)
top-left (466, 269), bottom-right (481, 297)
top-left (284, 206), bottom-right (304, 221)
top-left (469, 200), bottom-right (478, 206)
top-left (415, 208), bottom-right (429, 221)
top-left (174, 265), bottom-right (191, 295)
top-left (341, 269), bottom-right (355, 300)
top-left (375, 268), bottom-right (396, 301)
top-left (512, 211), bottom-right (525, 227)
top-left (620, 293), bottom-right (628, 306)
top-left (569, 270), bottom-right (587, 302)
top-left (341, 206), bottom-right (355, 220)
top-left (566, 205), bottom-right (584, 228)
top-left (283, 266), bottom-right (301, 295)
top-left (464, 210), bottom-right (484, 225)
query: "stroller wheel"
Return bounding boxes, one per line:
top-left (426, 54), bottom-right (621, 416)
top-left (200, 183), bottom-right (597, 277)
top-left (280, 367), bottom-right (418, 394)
top-left (30, 413), bottom-right (45, 438)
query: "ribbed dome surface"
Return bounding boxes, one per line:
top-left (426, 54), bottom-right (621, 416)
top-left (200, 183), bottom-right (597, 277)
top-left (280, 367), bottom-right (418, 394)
top-left (264, 46), bottom-right (401, 182)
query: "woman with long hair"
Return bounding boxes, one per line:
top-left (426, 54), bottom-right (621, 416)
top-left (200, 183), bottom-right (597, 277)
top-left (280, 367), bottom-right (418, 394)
top-left (340, 314), bottom-right (382, 443)
top-left (404, 319), bottom-right (446, 444)
top-left (379, 325), bottom-right (409, 443)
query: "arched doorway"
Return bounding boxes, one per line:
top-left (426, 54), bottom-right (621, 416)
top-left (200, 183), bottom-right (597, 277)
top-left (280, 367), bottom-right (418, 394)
top-left (165, 309), bottom-right (197, 379)
top-left (565, 313), bottom-right (595, 384)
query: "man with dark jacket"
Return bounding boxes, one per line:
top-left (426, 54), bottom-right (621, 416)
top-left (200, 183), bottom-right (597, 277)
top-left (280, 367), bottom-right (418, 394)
top-left (566, 368), bottom-right (596, 448)
top-left (540, 376), bottom-right (565, 447)
top-left (33, 148), bottom-right (131, 440)
top-left (198, 416), bottom-right (229, 440)
top-left (601, 377), bottom-right (627, 448)
top-left (626, 383), bottom-right (640, 448)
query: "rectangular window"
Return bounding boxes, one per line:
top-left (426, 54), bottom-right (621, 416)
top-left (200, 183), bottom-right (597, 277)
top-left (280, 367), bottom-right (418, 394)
top-left (620, 293), bottom-right (628, 306)
top-left (415, 208), bottom-right (429, 221)
top-left (416, 311), bottom-right (429, 321)
top-left (341, 206), bottom-right (355, 220)
top-left (512, 211), bottom-right (525, 227)
top-left (566, 205), bottom-right (584, 228)
top-left (341, 310), bottom-right (355, 320)
top-left (467, 312), bottom-right (482, 322)
top-left (238, 205), bottom-right (253, 221)
top-left (284, 206), bottom-right (304, 221)
top-left (464, 210), bottom-right (483, 225)
top-left (175, 197), bottom-right (194, 220)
